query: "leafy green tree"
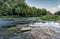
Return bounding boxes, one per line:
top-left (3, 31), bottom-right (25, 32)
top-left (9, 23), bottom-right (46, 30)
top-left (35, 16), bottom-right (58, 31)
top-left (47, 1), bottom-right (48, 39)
top-left (0, 0), bottom-right (52, 17)
top-left (0, 0), bottom-right (28, 16)
top-left (54, 11), bottom-right (60, 15)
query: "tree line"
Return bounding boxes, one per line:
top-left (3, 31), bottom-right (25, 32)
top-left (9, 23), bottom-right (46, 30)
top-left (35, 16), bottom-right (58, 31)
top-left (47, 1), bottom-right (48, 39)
top-left (0, 0), bottom-right (60, 17)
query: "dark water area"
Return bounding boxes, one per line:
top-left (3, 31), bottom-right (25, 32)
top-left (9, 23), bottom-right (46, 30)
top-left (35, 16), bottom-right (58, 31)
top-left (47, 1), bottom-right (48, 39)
top-left (0, 17), bottom-right (39, 28)
top-left (0, 19), bottom-right (16, 28)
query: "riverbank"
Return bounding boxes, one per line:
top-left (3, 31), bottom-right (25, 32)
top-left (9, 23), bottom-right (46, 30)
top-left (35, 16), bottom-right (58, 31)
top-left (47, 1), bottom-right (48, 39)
top-left (0, 15), bottom-right (60, 21)
top-left (40, 15), bottom-right (60, 21)
top-left (0, 16), bottom-right (21, 18)
top-left (0, 26), bottom-right (60, 39)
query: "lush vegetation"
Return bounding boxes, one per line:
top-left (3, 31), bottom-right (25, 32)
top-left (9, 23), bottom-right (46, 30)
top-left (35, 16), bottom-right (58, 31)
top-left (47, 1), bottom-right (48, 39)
top-left (0, 0), bottom-right (60, 21)
top-left (40, 11), bottom-right (60, 21)
top-left (40, 15), bottom-right (60, 21)
top-left (54, 11), bottom-right (60, 15)
top-left (0, 0), bottom-right (52, 17)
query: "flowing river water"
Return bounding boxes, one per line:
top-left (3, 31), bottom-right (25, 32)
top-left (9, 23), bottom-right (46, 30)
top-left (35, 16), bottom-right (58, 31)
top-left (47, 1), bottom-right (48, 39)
top-left (0, 18), bottom-right (60, 39)
top-left (0, 18), bottom-right (60, 29)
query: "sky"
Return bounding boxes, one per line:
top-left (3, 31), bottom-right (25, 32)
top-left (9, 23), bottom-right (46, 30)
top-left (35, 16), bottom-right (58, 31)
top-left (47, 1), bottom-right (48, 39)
top-left (26, 0), bottom-right (60, 13)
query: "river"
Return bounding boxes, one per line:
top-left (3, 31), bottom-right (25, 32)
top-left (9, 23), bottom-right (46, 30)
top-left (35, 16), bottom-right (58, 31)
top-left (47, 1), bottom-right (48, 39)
top-left (0, 18), bottom-right (60, 39)
top-left (0, 17), bottom-right (39, 28)
top-left (0, 18), bottom-right (60, 29)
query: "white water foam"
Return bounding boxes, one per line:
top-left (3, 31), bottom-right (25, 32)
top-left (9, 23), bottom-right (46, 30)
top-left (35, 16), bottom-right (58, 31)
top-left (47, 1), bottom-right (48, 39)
top-left (29, 21), bottom-right (60, 28)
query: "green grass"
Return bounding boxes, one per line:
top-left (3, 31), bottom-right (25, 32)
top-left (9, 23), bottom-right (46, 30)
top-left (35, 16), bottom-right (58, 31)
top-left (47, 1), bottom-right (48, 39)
top-left (40, 15), bottom-right (60, 21)
top-left (0, 15), bottom-right (60, 21)
top-left (0, 15), bottom-right (20, 18)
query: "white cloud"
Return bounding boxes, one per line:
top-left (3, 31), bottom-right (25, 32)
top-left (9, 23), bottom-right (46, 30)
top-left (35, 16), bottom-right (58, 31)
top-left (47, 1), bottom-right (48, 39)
top-left (53, 8), bottom-right (56, 10)
top-left (58, 5), bottom-right (60, 8)
top-left (51, 5), bottom-right (60, 13)
top-left (50, 8), bottom-right (57, 13)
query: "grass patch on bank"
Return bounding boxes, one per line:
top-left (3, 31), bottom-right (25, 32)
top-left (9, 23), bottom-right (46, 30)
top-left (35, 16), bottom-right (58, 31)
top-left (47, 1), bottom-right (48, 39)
top-left (0, 15), bottom-right (20, 18)
top-left (40, 15), bottom-right (60, 21)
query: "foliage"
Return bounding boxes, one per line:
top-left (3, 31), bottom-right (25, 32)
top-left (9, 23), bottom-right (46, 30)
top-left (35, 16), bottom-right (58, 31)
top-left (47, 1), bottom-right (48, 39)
top-left (40, 15), bottom-right (59, 21)
top-left (0, 0), bottom-right (52, 17)
top-left (54, 11), bottom-right (60, 15)
top-left (0, 0), bottom-right (59, 21)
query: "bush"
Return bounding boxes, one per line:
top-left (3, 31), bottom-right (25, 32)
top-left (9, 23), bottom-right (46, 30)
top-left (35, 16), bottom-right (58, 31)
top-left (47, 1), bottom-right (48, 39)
top-left (40, 15), bottom-right (59, 21)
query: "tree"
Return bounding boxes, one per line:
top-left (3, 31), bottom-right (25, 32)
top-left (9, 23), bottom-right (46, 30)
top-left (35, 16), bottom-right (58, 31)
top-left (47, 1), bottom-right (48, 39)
top-left (47, 11), bottom-right (52, 15)
top-left (0, 0), bottom-right (29, 16)
top-left (54, 11), bottom-right (60, 15)
top-left (0, 0), bottom-right (52, 17)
